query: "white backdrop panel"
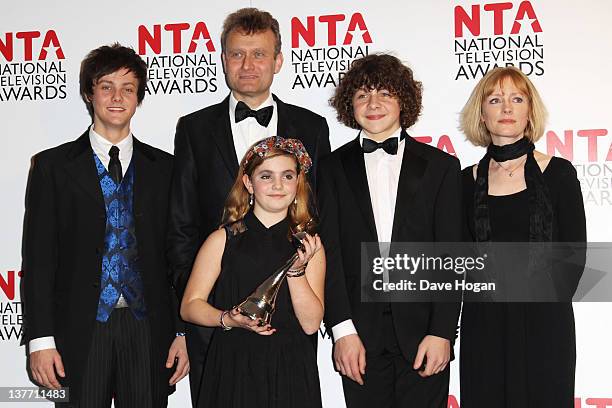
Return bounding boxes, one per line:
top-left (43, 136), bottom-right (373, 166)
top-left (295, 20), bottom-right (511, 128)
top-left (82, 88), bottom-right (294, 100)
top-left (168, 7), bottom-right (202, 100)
top-left (1, 1), bottom-right (610, 406)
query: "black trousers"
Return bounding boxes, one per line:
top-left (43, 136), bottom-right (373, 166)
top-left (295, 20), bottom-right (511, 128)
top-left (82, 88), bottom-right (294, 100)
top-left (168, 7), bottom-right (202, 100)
top-left (58, 308), bottom-right (166, 408)
top-left (342, 312), bottom-right (450, 408)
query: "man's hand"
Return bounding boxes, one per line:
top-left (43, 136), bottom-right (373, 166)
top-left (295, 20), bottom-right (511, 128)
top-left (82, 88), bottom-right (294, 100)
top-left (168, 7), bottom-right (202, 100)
top-left (166, 336), bottom-right (189, 385)
top-left (413, 335), bottom-right (450, 377)
top-left (30, 349), bottom-right (65, 389)
top-left (333, 334), bottom-right (366, 385)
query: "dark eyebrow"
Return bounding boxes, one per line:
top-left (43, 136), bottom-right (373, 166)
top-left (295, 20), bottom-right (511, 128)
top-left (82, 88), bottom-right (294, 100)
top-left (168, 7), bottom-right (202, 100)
top-left (97, 79), bottom-right (136, 87)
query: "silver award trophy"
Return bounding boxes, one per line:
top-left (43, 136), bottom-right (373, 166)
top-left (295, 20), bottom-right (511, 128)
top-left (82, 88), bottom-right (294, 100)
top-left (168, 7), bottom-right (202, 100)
top-left (236, 232), bottom-right (307, 326)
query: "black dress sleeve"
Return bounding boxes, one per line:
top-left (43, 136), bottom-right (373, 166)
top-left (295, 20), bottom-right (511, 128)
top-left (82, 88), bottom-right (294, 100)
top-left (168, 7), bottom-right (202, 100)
top-left (548, 158), bottom-right (587, 298)
top-left (551, 158), bottom-right (587, 243)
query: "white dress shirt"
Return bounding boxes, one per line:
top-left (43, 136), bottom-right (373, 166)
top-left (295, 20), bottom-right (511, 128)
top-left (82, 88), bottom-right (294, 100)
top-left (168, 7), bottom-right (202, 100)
top-left (229, 92), bottom-right (278, 163)
top-left (89, 125), bottom-right (134, 175)
top-left (29, 126), bottom-right (134, 354)
top-left (331, 127), bottom-right (405, 342)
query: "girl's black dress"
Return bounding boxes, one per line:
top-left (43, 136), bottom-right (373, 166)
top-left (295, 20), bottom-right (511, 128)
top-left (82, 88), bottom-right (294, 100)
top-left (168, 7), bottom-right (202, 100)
top-left (198, 211), bottom-right (322, 408)
top-left (460, 157), bottom-right (586, 408)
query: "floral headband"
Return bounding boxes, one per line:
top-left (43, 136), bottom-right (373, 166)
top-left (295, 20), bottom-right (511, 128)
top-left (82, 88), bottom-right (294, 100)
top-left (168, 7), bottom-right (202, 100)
top-left (243, 136), bottom-right (313, 173)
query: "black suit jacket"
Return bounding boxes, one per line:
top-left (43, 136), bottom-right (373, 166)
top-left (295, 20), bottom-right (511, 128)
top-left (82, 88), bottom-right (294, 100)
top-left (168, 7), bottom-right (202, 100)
top-left (167, 94), bottom-right (331, 299)
top-left (318, 131), bottom-right (462, 361)
top-left (22, 131), bottom-right (178, 401)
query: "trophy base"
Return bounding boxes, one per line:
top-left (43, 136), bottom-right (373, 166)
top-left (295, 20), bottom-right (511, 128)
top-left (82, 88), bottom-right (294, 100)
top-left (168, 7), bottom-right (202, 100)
top-left (237, 297), bottom-right (274, 326)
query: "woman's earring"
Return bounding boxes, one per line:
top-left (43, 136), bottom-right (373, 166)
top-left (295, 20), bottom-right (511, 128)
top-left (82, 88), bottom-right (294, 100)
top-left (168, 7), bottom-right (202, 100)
top-left (249, 193), bottom-right (254, 206)
top-left (294, 197), bottom-right (298, 206)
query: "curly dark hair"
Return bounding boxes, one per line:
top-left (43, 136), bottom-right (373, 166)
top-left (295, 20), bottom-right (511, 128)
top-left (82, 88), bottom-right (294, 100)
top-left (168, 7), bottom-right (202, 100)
top-left (330, 54), bottom-right (423, 130)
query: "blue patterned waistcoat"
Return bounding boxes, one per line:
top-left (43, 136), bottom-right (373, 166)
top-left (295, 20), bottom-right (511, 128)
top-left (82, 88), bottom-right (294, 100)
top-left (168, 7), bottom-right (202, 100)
top-left (93, 153), bottom-right (147, 322)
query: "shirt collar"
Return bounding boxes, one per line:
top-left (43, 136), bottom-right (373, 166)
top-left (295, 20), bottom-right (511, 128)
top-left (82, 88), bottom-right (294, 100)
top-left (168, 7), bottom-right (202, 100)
top-left (88, 125), bottom-right (133, 162)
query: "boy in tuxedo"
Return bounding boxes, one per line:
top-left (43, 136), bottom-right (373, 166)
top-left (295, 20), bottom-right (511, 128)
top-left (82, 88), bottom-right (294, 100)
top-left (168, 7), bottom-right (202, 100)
top-left (319, 54), bottom-right (462, 408)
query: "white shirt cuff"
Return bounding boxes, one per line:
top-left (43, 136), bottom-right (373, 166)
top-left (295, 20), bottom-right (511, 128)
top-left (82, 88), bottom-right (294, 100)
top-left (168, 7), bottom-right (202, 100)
top-left (29, 337), bottom-right (56, 354)
top-left (331, 319), bottom-right (357, 342)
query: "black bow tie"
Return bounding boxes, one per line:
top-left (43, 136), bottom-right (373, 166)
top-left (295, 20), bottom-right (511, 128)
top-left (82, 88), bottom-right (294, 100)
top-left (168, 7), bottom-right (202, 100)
top-left (362, 137), bottom-right (399, 155)
top-left (234, 101), bottom-right (274, 127)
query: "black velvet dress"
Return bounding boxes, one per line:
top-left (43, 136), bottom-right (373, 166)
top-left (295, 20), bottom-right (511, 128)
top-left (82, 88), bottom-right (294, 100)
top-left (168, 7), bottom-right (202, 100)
top-left (197, 211), bottom-right (322, 408)
top-left (460, 157), bottom-right (586, 408)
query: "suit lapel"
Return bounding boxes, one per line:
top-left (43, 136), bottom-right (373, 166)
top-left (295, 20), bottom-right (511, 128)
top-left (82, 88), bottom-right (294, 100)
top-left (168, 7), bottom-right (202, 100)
top-left (340, 137), bottom-right (378, 241)
top-left (132, 137), bottom-right (156, 222)
top-left (64, 131), bottom-right (105, 211)
top-left (212, 96), bottom-right (239, 177)
top-left (274, 94), bottom-right (297, 139)
top-left (390, 131), bottom-right (427, 241)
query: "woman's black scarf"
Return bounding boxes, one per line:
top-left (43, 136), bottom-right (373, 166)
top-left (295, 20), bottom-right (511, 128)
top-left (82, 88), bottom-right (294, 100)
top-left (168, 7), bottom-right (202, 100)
top-left (474, 137), bottom-right (553, 242)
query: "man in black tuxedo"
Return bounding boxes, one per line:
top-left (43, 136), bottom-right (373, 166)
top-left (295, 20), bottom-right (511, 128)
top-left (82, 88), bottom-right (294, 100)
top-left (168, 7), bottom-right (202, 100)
top-left (167, 7), bottom-right (331, 404)
top-left (22, 44), bottom-right (188, 407)
top-left (318, 54), bottom-right (462, 407)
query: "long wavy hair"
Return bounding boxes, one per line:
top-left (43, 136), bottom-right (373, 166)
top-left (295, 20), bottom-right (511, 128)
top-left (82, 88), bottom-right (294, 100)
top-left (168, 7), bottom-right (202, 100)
top-left (222, 147), bottom-right (316, 237)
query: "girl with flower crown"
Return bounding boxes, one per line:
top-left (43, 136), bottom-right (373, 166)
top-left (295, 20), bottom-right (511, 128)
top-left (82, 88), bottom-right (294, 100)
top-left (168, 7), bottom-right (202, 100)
top-left (181, 136), bottom-right (325, 408)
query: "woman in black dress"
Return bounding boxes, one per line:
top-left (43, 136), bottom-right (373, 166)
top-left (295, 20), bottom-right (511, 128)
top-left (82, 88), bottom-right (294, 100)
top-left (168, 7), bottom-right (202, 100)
top-left (181, 136), bottom-right (325, 408)
top-left (459, 67), bottom-right (586, 407)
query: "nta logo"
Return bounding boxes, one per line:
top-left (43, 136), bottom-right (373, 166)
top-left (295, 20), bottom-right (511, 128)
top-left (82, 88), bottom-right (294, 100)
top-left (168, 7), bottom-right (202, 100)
top-left (548, 129), bottom-right (611, 163)
top-left (137, 22), bottom-right (218, 95)
top-left (0, 30), bottom-right (64, 62)
top-left (455, 1), bottom-right (542, 38)
top-left (452, 1), bottom-right (544, 79)
top-left (0, 31), bottom-right (67, 102)
top-left (138, 22), bottom-right (215, 55)
top-left (289, 12), bottom-right (372, 89)
top-left (291, 13), bottom-right (372, 48)
top-left (0, 270), bottom-right (22, 301)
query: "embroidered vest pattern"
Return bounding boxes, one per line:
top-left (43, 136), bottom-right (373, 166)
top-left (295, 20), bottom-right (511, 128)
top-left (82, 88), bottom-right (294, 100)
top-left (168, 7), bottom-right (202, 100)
top-left (93, 153), bottom-right (147, 322)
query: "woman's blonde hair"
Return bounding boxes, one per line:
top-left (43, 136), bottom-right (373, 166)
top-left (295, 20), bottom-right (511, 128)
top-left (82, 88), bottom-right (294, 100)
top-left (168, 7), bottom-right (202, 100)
top-left (459, 66), bottom-right (547, 147)
top-left (222, 144), bottom-right (316, 236)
